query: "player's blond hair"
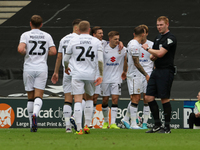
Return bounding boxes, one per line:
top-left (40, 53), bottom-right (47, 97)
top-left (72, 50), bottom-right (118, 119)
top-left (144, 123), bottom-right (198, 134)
top-left (157, 16), bottom-right (169, 24)
top-left (30, 15), bottom-right (43, 28)
top-left (79, 21), bottom-right (90, 32)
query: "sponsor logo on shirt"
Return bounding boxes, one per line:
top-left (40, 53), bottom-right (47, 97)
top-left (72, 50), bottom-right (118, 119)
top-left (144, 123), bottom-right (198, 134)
top-left (139, 59), bottom-right (148, 62)
top-left (110, 56), bottom-right (116, 62)
top-left (106, 63), bottom-right (119, 66)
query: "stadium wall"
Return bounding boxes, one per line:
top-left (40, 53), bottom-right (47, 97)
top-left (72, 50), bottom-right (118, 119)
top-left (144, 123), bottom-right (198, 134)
top-left (0, 98), bottom-right (196, 129)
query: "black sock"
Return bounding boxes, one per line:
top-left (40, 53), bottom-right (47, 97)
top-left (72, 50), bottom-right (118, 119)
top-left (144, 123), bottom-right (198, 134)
top-left (188, 113), bottom-right (195, 129)
top-left (162, 102), bottom-right (171, 128)
top-left (148, 100), bottom-right (161, 126)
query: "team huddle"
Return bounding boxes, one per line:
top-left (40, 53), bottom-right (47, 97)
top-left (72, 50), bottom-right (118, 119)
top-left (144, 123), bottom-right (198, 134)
top-left (18, 15), bottom-right (177, 134)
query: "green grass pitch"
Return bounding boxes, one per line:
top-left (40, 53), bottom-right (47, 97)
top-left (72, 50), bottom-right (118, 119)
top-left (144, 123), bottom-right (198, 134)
top-left (0, 128), bottom-right (199, 150)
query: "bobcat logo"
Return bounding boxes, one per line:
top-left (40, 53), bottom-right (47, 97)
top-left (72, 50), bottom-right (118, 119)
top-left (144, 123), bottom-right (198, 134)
top-left (0, 103), bottom-right (15, 128)
top-left (92, 104), bottom-right (111, 128)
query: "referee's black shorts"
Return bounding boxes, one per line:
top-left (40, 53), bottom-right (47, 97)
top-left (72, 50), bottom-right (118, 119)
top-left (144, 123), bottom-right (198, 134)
top-left (146, 68), bottom-right (174, 99)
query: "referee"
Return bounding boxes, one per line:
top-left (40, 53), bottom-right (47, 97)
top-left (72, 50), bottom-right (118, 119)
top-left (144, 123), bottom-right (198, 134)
top-left (142, 16), bottom-right (177, 133)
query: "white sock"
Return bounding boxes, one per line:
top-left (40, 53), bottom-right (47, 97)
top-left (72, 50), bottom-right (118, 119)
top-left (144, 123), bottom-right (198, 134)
top-left (33, 97), bottom-right (43, 117)
top-left (111, 106), bottom-right (118, 124)
top-left (74, 102), bottom-right (82, 131)
top-left (27, 101), bottom-right (34, 128)
top-left (84, 100), bottom-right (93, 126)
top-left (102, 106), bottom-right (109, 123)
top-left (63, 104), bottom-right (72, 129)
top-left (130, 105), bottom-right (138, 127)
top-left (82, 99), bottom-right (85, 111)
top-left (143, 105), bottom-right (150, 124)
top-left (123, 101), bottom-right (131, 122)
top-left (91, 105), bottom-right (96, 123)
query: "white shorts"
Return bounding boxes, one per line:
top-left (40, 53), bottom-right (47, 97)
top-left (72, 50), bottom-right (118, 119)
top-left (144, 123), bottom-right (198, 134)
top-left (101, 83), bottom-right (121, 96)
top-left (23, 71), bottom-right (47, 91)
top-left (141, 75), bottom-right (147, 93)
top-left (63, 73), bottom-right (72, 94)
top-left (127, 77), bottom-right (142, 95)
top-left (71, 79), bottom-right (95, 96)
top-left (94, 84), bottom-right (101, 95)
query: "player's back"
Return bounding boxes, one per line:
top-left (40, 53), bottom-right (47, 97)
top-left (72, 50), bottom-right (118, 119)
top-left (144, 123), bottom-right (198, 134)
top-left (127, 39), bottom-right (141, 77)
top-left (59, 33), bottom-right (79, 69)
top-left (21, 29), bottom-right (55, 71)
top-left (69, 34), bottom-right (102, 80)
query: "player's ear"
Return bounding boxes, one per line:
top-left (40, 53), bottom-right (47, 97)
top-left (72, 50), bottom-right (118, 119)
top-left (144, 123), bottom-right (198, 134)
top-left (40, 23), bottom-right (43, 28)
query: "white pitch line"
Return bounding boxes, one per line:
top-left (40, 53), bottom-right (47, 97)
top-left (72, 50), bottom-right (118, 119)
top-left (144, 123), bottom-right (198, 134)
top-left (43, 4), bottom-right (70, 25)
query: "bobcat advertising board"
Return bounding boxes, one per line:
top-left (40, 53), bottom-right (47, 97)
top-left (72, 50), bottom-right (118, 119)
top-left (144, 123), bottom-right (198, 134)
top-left (0, 98), bottom-right (185, 129)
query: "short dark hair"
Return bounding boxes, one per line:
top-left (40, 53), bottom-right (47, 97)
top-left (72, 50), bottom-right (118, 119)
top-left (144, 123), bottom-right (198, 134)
top-left (108, 31), bottom-right (119, 38)
top-left (139, 24), bottom-right (149, 34)
top-left (91, 26), bottom-right (102, 35)
top-left (30, 15), bottom-right (43, 28)
top-left (134, 26), bottom-right (144, 36)
top-left (72, 19), bottom-right (82, 27)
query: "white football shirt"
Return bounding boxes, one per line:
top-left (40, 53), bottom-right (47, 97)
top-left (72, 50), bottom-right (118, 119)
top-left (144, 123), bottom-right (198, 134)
top-left (65, 34), bottom-right (103, 80)
top-left (139, 40), bottom-right (154, 73)
top-left (127, 39), bottom-right (141, 78)
top-left (19, 29), bottom-right (55, 72)
top-left (102, 45), bottom-right (126, 83)
top-left (58, 33), bottom-right (79, 74)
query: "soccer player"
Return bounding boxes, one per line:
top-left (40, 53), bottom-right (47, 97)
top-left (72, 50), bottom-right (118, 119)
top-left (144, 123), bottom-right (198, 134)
top-left (90, 26), bottom-right (108, 128)
top-left (90, 26), bottom-right (124, 128)
top-left (121, 26), bottom-right (149, 129)
top-left (51, 19), bottom-right (82, 133)
top-left (64, 21), bottom-right (104, 134)
top-left (121, 25), bottom-right (153, 129)
top-left (101, 31), bottom-right (126, 129)
top-left (18, 15), bottom-right (57, 132)
top-left (142, 16), bottom-right (177, 133)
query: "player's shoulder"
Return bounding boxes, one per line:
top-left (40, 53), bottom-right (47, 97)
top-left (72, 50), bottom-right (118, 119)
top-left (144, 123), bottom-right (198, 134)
top-left (146, 40), bottom-right (154, 46)
top-left (167, 32), bottom-right (177, 41)
top-left (39, 30), bottom-right (51, 36)
top-left (21, 30), bottom-right (32, 36)
top-left (128, 39), bottom-right (139, 47)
